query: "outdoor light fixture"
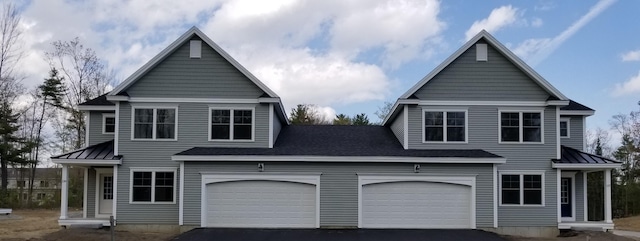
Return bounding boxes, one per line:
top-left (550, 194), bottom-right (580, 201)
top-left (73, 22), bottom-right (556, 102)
top-left (258, 163), bottom-right (265, 172)
top-left (414, 164), bottom-right (420, 173)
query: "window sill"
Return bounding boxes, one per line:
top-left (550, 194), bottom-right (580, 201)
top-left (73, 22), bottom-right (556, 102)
top-left (102, 132), bottom-right (115, 135)
top-left (129, 201), bottom-right (176, 205)
top-left (208, 139), bottom-right (255, 142)
top-left (499, 204), bottom-right (545, 207)
top-left (130, 139), bottom-right (178, 142)
top-left (560, 136), bottom-right (570, 139)
top-left (498, 141), bottom-right (545, 145)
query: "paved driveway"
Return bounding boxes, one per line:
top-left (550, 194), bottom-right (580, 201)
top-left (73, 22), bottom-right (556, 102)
top-left (172, 228), bottom-right (508, 241)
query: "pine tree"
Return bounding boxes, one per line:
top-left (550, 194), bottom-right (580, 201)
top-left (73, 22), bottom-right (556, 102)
top-left (0, 100), bottom-right (29, 204)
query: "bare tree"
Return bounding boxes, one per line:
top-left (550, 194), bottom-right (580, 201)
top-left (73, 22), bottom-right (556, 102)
top-left (0, 2), bottom-right (22, 102)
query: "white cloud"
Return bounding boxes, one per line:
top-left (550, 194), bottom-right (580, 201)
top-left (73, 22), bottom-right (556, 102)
top-left (621, 50), bottom-right (640, 62)
top-left (465, 5), bottom-right (518, 41)
top-left (513, 0), bottom-right (615, 66)
top-left (531, 18), bottom-right (543, 27)
top-left (612, 71), bottom-right (640, 96)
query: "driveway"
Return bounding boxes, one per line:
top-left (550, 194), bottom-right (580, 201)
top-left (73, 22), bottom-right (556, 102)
top-left (172, 228), bottom-right (507, 241)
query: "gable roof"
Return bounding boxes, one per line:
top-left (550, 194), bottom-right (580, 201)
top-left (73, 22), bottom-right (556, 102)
top-left (108, 27), bottom-right (278, 98)
top-left (561, 100), bottom-right (593, 111)
top-left (400, 30), bottom-right (568, 101)
top-left (79, 93), bottom-right (114, 106)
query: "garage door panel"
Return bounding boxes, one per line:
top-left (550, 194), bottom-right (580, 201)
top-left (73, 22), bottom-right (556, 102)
top-left (206, 180), bottom-right (316, 228)
top-left (362, 181), bottom-right (471, 228)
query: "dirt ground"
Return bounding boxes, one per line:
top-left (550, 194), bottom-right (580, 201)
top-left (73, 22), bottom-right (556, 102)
top-left (616, 216), bottom-right (640, 231)
top-left (0, 209), bottom-right (176, 241)
top-left (505, 231), bottom-right (639, 241)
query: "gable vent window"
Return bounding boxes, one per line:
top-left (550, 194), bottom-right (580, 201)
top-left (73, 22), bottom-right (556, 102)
top-left (476, 43), bottom-right (488, 61)
top-left (190, 40), bottom-right (202, 59)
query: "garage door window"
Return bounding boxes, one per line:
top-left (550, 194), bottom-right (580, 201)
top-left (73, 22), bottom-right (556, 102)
top-left (131, 170), bottom-right (176, 203)
top-left (500, 172), bottom-right (544, 206)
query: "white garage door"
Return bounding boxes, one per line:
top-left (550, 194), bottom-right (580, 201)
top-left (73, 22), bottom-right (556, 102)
top-left (361, 181), bottom-right (472, 228)
top-left (206, 180), bottom-right (317, 228)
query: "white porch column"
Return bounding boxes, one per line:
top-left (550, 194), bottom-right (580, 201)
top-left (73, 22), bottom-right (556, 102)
top-left (605, 169), bottom-right (612, 223)
top-left (557, 169), bottom-right (561, 223)
top-left (83, 167), bottom-right (88, 218)
top-left (583, 171), bottom-right (588, 221)
top-left (60, 164), bottom-right (69, 220)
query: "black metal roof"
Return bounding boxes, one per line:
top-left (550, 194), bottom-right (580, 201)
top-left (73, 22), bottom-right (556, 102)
top-left (79, 93), bottom-right (114, 106)
top-left (553, 145), bottom-right (620, 164)
top-left (176, 125), bottom-right (502, 158)
top-left (561, 100), bottom-right (593, 111)
top-left (51, 140), bottom-right (120, 160)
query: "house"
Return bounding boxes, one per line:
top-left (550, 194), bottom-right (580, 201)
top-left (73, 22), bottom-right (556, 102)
top-left (5, 168), bottom-right (62, 205)
top-left (51, 27), bottom-right (620, 237)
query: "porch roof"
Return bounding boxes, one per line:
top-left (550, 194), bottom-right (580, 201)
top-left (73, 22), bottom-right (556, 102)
top-left (552, 146), bottom-right (621, 169)
top-left (51, 140), bottom-right (121, 165)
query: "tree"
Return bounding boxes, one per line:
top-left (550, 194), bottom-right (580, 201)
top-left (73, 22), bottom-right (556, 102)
top-left (352, 113), bottom-right (371, 125)
top-left (0, 2), bottom-right (23, 103)
top-left (333, 114), bottom-right (351, 125)
top-left (289, 104), bottom-right (329, 125)
top-left (374, 101), bottom-right (393, 124)
top-left (0, 101), bottom-right (29, 200)
top-left (45, 37), bottom-right (115, 149)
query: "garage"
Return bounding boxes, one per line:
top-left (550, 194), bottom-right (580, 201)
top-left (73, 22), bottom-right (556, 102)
top-left (359, 175), bottom-right (476, 229)
top-left (201, 174), bottom-right (320, 228)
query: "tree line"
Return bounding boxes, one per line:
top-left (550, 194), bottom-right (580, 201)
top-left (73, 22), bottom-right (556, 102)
top-left (288, 102), bottom-right (393, 125)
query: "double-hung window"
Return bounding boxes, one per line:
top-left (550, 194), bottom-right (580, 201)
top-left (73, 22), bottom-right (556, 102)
top-left (423, 110), bottom-right (467, 143)
top-left (500, 172), bottom-right (544, 206)
top-left (499, 110), bottom-right (543, 143)
top-left (103, 113), bottom-right (115, 134)
top-left (209, 108), bottom-right (254, 141)
top-left (132, 107), bottom-right (177, 140)
top-left (130, 168), bottom-right (176, 203)
top-left (560, 118), bottom-right (570, 138)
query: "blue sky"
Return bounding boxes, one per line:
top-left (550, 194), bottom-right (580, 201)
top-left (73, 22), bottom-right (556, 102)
top-left (14, 0), bottom-right (640, 145)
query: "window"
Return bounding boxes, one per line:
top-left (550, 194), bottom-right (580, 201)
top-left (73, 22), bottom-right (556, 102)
top-left (132, 107), bottom-right (177, 140)
top-left (40, 181), bottom-right (49, 188)
top-left (22, 193), bottom-right (27, 200)
top-left (209, 108), bottom-right (254, 141)
top-left (130, 169), bottom-right (176, 203)
top-left (16, 181), bottom-right (25, 188)
top-left (560, 118), bottom-right (570, 138)
top-left (103, 113), bottom-right (116, 134)
top-left (500, 172), bottom-right (544, 206)
top-left (500, 110), bottom-right (543, 143)
top-left (561, 178), bottom-right (569, 204)
top-left (423, 110), bottom-right (466, 142)
top-left (37, 193), bottom-right (46, 200)
top-left (103, 176), bottom-right (113, 200)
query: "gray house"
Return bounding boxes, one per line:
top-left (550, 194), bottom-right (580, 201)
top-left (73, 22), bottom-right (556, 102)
top-left (51, 27), bottom-right (620, 237)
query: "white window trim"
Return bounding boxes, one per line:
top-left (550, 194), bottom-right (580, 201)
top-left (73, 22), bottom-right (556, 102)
top-left (102, 113), bottom-right (116, 135)
top-left (561, 172), bottom-right (576, 222)
top-left (208, 107), bottom-right (256, 142)
top-left (422, 108), bottom-right (468, 143)
top-left (129, 167), bottom-right (178, 204)
top-left (498, 108), bottom-right (545, 144)
top-left (498, 170), bottom-right (546, 207)
top-left (130, 106), bottom-right (179, 141)
top-left (560, 117), bottom-right (570, 138)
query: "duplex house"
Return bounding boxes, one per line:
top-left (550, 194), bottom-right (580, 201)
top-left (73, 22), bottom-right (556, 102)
top-left (51, 27), bottom-right (620, 237)
top-left (6, 168), bottom-right (62, 204)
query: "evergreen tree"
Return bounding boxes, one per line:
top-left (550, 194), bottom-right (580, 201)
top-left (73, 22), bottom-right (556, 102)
top-left (0, 100), bottom-right (29, 199)
top-left (333, 114), bottom-right (352, 125)
top-left (352, 113), bottom-right (371, 125)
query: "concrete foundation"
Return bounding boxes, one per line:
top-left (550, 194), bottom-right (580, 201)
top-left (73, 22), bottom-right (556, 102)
top-left (115, 224), bottom-right (181, 234)
top-left (481, 227), bottom-right (559, 238)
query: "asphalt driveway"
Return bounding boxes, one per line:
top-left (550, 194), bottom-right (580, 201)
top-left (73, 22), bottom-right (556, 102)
top-left (172, 228), bottom-right (508, 241)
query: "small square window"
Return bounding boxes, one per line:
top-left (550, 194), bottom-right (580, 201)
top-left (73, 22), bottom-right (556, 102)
top-left (103, 114), bottom-right (115, 134)
top-left (560, 119), bottom-right (570, 138)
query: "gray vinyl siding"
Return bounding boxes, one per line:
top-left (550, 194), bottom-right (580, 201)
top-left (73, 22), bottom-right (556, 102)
top-left (575, 171), bottom-right (585, 221)
top-left (389, 108), bottom-right (405, 146)
top-left (273, 105), bottom-right (283, 142)
top-left (560, 116), bottom-right (584, 151)
top-left (115, 102), bottom-right (270, 224)
top-left (87, 168), bottom-right (96, 218)
top-left (126, 36), bottom-right (264, 98)
top-left (88, 111), bottom-right (115, 146)
top-left (183, 162), bottom-right (494, 228)
top-left (407, 105), bottom-right (558, 226)
top-left (413, 39), bottom-right (550, 101)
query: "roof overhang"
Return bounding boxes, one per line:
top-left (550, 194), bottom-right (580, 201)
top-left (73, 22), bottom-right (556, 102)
top-left (51, 158), bottom-right (122, 166)
top-left (77, 105), bottom-right (116, 111)
top-left (559, 110), bottom-right (595, 116)
top-left (552, 163), bottom-right (621, 169)
top-left (172, 155), bottom-right (507, 164)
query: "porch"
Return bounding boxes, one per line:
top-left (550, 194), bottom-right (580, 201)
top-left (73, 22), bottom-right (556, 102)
top-left (553, 146), bottom-right (621, 231)
top-left (50, 140), bottom-right (121, 227)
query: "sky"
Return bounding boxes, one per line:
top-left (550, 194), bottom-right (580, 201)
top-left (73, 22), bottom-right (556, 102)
top-left (11, 0), bottom-right (640, 146)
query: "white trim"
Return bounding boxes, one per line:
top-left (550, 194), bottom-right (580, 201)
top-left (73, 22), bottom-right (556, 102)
top-left (173, 155), bottom-right (507, 163)
top-left (60, 165), bottom-right (68, 219)
top-left (114, 102), bottom-right (120, 156)
top-left (102, 113), bottom-right (116, 135)
top-left (190, 40), bottom-right (202, 58)
top-left (109, 27), bottom-right (279, 98)
top-left (498, 109), bottom-right (545, 144)
top-left (403, 105), bottom-right (409, 149)
top-left (83, 168), bottom-right (88, 219)
top-left (179, 162), bottom-right (184, 225)
top-left (560, 172), bottom-right (576, 222)
top-left (58, 219), bottom-right (112, 227)
top-left (399, 30), bottom-right (568, 100)
top-left (476, 43), bottom-right (487, 61)
top-left (552, 163), bottom-right (621, 169)
top-left (268, 104), bottom-right (274, 148)
top-left (95, 168), bottom-right (114, 219)
top-left (105, 95), bottom-right (128, 101)
top-left (493, 164), bottom-right (498, 228)
top-left (51, 158), bottom-right (122, 165)
top-left (130, 106), bottom-right (179, 141)
top-left (419, 100), bottom-right (558, 107)
top-left (78, 105), bottom-right (116, 111)
top-left (421, 108), bottom-right (468, 144)
top-left (128, 97), bottom-right (261, 104)
top-left (560, 117), bottom-right (570, 138)
top-left (129, 167), bottom-right (178, 204)
top-left (605, 169), bottom-right (612, 223)
top-left (208, 107), bottom-right (256, 142)
top-left (498, 170), bottom-right (546, 207)
top-left (557, 107), bottom-right (561, 159)
top-left (583, 171), bottom-right (588, 221)
top-left (559, 110), bottom-right (595, 116)
top-left (557, 169), bottom-right (561, 223)
top-left (582, 116), bottom-right (587, 151)
top-left (84, 112), bottom-right (90, 147)
top-left (558, 221), bottom-right (614, 230)
top-left (200, 173), bottom-right (321, 228)
top-left (113, 165), bottom-right (118, 222)
top-left (357, 174), bottom-right (476, 229)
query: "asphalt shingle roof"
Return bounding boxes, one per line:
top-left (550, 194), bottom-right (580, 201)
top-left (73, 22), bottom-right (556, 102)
top-left (79, 93), bottom-right (114, 106)
top-left (176, 125), bottom-right (502, 158)
top-left (561, 100), bottom-right (593, 111)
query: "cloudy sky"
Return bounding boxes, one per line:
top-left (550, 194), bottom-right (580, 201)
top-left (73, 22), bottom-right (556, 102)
top-left (12, 0), bottom-right (640, 138)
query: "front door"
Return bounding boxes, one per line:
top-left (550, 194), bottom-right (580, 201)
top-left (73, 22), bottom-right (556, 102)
top-left (561, 177), bottom-right (572, 218)
top-left (98, 173), bottom-right (113, 216)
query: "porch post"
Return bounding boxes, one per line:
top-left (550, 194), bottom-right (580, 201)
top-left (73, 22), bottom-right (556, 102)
top-left (583, 171), bottom-right (588, 221)
top-left (604, 169), bottom-right (612, 223)
top-left (60, 164), bottom-right (69, 220)
top-left (83, 167), bottom-right (88, 218)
